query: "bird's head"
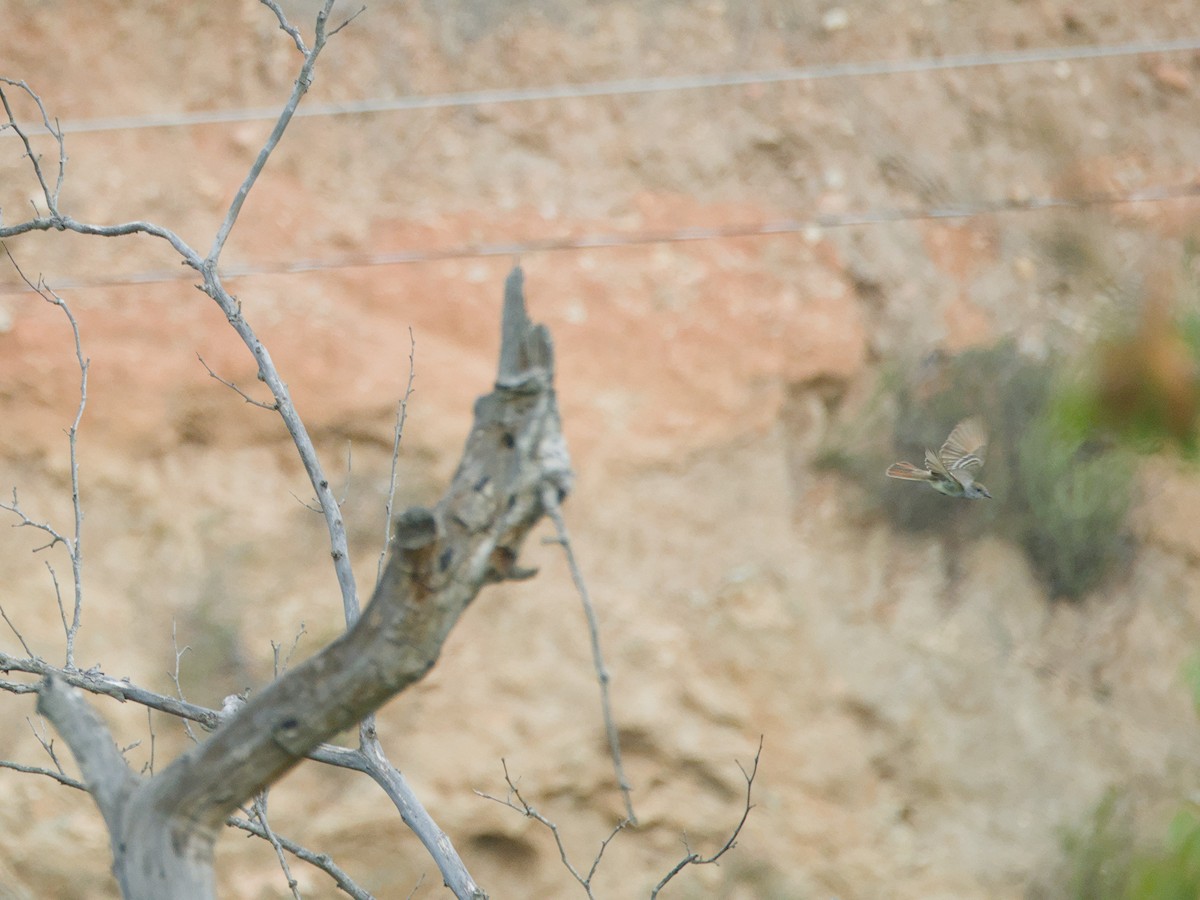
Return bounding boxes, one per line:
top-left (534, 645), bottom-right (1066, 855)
top-left (964, 482), bottom-right (992, 500)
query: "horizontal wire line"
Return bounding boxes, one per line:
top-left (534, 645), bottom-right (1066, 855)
top-left (2, 182), bottom-right (1196, 295)
top-left (5, 35), bottom-right (1200, 136)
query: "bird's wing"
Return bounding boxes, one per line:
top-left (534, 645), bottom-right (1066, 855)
top-left (924, 448), bottom-right (952, 478)
top-left (939, 417), bottom-right (987, 476)
top-left (886, 461), bottom-right (935, 481)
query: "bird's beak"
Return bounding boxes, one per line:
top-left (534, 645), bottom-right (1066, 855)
top-left (981, 486), bottom-right (992, 499)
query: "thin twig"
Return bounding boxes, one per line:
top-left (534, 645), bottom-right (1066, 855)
top-left (251, 792), bottom-right (303, 900)
top-left (260, 0), bottom-right (309, 53)
top-left (404, 873), bottom-right (426, 900)
top-left (207, 0), bottom-right (338, 263)
top-left (542, 490), bottom-right (635, 823)
top-left (0, 603), bottom-right (34, 657)
top-left (288, 490), bottom-right (323, 513)
top-left (44, 560), bottom-right (69, 642)
top-left (197, 353), bottom-right (278, 409)
top-left (227, 814), bottom-right (376, 900)
top-left (378, 326), bottom-right (417, 584)
top-left (340, 440), bottom-right (352, 507)
top-left (0, 78), bottom-right (64, 214)
top-left (1, 488), bottom-right (63, 547)
top-left (272, 623), bottom-right (307, 677)
top-left (26, 715), bottom-right (68, 779)
top-left (143, 706), bottom-right (156, 776)
top-left (327, 5), bottom-right (367, 37)
top-left (0, 82), bottom-right (199, 261)
top-left (0, 758), bottom-right (84, 790)
top-left (650, 736), bottom-right (764, 898)
top-left (476, 760), bottom-right (629, 899)
top-left (169, 622), bottom-right (199, 743)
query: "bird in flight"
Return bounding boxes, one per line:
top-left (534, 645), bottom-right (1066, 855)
top-left (886, 418), bottom-right (992, 499)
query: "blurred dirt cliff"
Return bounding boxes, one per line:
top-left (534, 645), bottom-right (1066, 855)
top-left (1, 2), bottom-right (1200, 897)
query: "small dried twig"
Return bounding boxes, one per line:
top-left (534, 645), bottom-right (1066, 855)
top-left (477, 760), bottom-right (629, 899)
top-left (118, 738), bottom-right (143, 758)
top-left (271, 623), bottom-right (307, 677)
top-left (542, 490), bottom-right (635, 823)
top-left (650, 736), bottom-right (764, 898)
top-left (378, 326), bottom-right (417, 584)
top-left (197, 353), bottom-right (278, 410)
top-left (288, 490), bottom-right (324, 513)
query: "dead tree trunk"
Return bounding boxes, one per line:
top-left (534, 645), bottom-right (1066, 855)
top-left (35, 267), bottom-right (571, 899)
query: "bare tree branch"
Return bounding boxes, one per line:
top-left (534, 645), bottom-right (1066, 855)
top-left (650, 736), bottom-right (764, 898)
top-left (357, 733), bottom-right (484, 899)
top-left (477, 759), bottom-right (629, 900)
top-left (228, 813), bottom-right (376, 900)
top-left (543, 492), bottom-right (635, 823)
top-left (0, 79), bottom-right (199, 260)
top-left (0, 757), bottom-right (85, 790)
top-left (261, 0), bottom-right (309, 53)
top-left (0, 77), bottom-right (64, 214)
top-left (2, 248), bottom-right (89, 666)
top-left (197, 353), bottom-right (278, 410)
top-left (207, 0), bottom-right (342, 263)
top-left (1, 650), bottom-right (223, 729)
top-left (249, 792), bottom-right (303, 900)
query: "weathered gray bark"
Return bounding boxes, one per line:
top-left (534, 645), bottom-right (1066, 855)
top-left (36, 267), bottom-right (571, 899)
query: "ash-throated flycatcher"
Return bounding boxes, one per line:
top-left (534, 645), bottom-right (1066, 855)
top-left (886, 418), bottom-right (992, 499)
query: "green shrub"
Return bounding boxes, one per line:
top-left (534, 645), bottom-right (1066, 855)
top-left (1011, 414), bottom-right (1134, 599)
top-left (824, 341), bottom-right (1135, 600)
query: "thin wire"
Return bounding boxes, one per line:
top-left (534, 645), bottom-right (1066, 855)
top-left (1, 182), bottom-right (1196, 295)
top-left (4, 35), bottom-right (1200, 136)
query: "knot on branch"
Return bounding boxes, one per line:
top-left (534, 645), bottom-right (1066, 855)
top-left (394, 506), bottom-right (437, 550)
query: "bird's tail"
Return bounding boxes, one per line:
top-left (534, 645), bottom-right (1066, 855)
top-left (885, 462), bottom-right (935, 481)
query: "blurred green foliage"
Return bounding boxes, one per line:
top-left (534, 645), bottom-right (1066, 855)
top-left (1055, 790), bottom-right (1136, 900)
top-left (1050, 792), bottom-right (1200, 900)
top-left (1126, 807), bottom-right (1200, 900)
